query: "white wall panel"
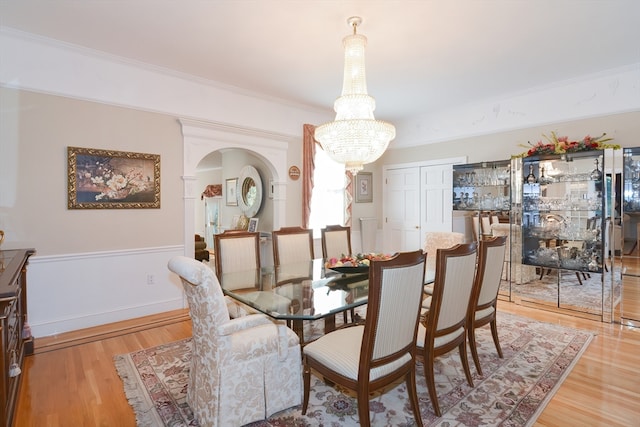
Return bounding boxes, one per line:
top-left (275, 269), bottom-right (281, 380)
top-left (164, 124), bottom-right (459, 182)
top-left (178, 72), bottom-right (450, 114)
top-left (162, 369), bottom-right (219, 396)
top-left (27, 246), bottom-right (185, 337)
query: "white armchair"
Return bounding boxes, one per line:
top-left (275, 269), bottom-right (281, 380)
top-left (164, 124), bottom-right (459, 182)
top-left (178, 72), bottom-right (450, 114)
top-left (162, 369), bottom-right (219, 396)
top-left (168, 256), bottom-right (302, 427)
top-left (423, 231), bottom-right (466, 273)
top-left (423, 231), bottom-right (465, 296)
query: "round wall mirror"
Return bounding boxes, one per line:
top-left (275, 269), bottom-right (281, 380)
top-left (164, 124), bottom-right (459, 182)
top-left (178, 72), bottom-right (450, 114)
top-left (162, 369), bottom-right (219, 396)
top-left (236, 165), bottom-right (263, 218)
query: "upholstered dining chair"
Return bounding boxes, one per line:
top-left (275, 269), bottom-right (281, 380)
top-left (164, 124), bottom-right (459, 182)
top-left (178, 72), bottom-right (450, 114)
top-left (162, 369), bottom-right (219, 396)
top-left (467, 236), bottom-right (507, 376)
top-left (422, 231), bottom-right (465, 296)
top-left (321, 224), bottom-right (352, 259)
top-left (472, 215), bottom-right (481, 242)
top-left (213, 230), bottom-right (260, 280)
top-left (321, 224), bottom-right (356, 322)
top-left (480, 214), bottom-right (492, 239)
top-left (302, 250), bottom-right (427, 427)
top-left (416, 242), bottom-right (477, 417)
top-left (271, 227), bottom-right (315, 324)
top-left (214, 230), bottom-right (284, 316)
top-left (167, 256), bottom-right (302, 427)
top-left (272, 226), bottom-right (314, 276)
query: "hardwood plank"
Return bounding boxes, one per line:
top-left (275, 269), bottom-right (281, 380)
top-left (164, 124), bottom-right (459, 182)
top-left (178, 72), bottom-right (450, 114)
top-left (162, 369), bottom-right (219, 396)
top-left (498, 302), bottom-right (640, 427)
top-left (15, 318), bottom-right (192, 427)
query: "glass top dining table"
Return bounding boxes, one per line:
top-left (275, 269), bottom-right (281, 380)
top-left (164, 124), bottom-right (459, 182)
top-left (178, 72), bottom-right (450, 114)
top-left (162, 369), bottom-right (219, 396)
top-left (219, 258), bottom-right (435, 343)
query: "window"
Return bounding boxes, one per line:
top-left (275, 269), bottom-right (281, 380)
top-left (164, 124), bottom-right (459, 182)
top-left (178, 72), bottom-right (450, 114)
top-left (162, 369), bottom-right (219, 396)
top-left (309, 148), bottom-right (345, 238)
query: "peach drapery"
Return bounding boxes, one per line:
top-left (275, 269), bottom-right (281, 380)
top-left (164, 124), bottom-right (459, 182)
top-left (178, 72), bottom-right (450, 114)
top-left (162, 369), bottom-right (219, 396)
top-left (344, 171), bottom-right (353, 227)
top-left (302, 124), bottom-right (353, 228)
top-left (302, 124), bottom-right (316, 228)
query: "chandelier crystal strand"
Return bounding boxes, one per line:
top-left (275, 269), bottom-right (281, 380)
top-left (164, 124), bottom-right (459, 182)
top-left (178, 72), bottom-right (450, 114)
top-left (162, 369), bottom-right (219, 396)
top-left (315, 16), bottom-right (395, 174)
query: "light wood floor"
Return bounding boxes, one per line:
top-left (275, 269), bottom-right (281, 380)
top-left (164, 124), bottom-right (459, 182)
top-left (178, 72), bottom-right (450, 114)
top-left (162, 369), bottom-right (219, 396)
top-left (14, 303), bottom-right (640, 427)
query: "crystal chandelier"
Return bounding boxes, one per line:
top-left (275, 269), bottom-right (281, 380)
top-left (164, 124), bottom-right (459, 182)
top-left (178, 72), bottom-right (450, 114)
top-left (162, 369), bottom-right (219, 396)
top-left (314, 16), bottom-right (396, 174)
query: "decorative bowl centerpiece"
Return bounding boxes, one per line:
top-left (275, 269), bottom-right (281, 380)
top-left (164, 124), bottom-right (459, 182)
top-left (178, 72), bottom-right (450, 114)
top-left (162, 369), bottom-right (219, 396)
top-left (325, 253), bottom-right (392, 274)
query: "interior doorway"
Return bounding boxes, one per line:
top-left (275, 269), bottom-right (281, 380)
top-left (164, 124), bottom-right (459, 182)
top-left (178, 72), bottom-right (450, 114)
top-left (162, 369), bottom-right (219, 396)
top-left (382, 157), bottom-right (465, 253)
top-left (179, 119), bottom-right (290, 259)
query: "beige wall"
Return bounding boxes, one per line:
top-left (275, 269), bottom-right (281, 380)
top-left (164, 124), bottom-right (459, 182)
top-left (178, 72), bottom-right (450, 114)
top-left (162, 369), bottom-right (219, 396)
top-left (1, 87), bottom-right (308, 256)
top-left (1, 87), bottom-right (184, 255)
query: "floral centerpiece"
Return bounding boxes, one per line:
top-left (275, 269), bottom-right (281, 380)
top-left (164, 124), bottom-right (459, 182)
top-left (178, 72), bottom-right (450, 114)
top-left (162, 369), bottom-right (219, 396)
top-left (325, 253), bottom-right (392, 269)
top-left (514, 132), bottom-right (619, 158)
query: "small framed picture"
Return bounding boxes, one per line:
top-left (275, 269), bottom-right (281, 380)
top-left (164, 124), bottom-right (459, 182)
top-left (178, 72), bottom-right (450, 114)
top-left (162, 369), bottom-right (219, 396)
top-left (355, 172), bottom-right (373, 203)
top-left (226, 178), bottom-right (238, 206)
top-left (248, 217), bottom-right (259, 233)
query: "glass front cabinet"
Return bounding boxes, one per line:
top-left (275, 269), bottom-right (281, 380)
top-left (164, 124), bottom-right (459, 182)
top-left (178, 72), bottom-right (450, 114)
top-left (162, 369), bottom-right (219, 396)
top-left (620, 148), bottom-right (640, 327)
top-left (510, 150), bottom-right (619, 322)
top-left (453, 160), bottom-right (512, 300)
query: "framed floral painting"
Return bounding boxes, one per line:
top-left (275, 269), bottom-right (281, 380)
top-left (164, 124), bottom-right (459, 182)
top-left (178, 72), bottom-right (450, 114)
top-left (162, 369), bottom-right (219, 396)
top-left (67, 146), bottom-right (160, 209)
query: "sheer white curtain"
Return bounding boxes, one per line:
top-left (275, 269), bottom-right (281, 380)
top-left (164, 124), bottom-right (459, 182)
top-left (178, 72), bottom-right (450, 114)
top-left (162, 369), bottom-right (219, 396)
top-left (309, 148), bottom-right (346, 238)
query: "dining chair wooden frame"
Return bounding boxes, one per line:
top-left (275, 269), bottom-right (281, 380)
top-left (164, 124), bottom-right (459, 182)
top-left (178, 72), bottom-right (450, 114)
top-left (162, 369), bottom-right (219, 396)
top-left (417, 242), bottom-right (477, 417)
top-left (467, 236), bottom-right (507, 376)
top-left (302, 250), bottom-right (426, 427)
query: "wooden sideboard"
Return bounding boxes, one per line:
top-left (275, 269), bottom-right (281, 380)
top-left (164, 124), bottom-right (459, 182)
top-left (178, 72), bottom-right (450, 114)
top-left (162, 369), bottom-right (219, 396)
top-left (0, 248), bottom-right (35, 427)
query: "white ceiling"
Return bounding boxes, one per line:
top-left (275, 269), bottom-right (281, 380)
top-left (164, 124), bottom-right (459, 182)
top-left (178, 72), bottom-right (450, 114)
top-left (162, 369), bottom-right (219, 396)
top-left (2, 0), bottom-right (639, 125)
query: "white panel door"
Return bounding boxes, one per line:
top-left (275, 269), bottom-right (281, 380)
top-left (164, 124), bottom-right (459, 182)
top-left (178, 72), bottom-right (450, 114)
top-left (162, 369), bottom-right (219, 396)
top-left (420, 164), bottom-right (453, 242)
top-left (383, 167), bottom-right (421, 253)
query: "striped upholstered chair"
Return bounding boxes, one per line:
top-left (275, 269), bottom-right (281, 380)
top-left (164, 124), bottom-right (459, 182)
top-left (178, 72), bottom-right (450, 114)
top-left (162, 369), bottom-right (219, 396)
top-left (417, 242), bottom-right (477, 417)
top-left (467, 236), bottom-right (507, 376)
top-left (302, 250), bottom-right (426, 426)
top-left (422, 231), bottom-right (465, 296)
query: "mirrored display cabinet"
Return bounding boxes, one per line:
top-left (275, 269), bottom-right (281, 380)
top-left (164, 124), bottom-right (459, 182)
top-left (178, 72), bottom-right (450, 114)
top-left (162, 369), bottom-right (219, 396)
top-left (620, 147), bottom-right (640, 327)
top-left (510, 150), bottom-right (619, 322)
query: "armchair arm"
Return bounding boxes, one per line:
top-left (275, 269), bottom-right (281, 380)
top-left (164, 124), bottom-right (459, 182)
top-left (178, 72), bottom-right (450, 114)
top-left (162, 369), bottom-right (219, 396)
top-left (224, 296), bottom-right (256, 318)
top-left (217, 313), bottom-right (272, 336)
top-left (275, 322), bottom-right (297, 361)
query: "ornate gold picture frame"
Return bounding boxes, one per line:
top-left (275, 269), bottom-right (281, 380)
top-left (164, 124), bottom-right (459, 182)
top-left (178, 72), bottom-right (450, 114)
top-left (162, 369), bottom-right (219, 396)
top-left (67, 146), bottom-right (160, 209)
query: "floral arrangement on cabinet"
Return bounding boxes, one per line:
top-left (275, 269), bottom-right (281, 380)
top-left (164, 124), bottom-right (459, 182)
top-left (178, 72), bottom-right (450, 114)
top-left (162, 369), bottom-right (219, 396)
top-left (514, 132), bottom-right (619, 158)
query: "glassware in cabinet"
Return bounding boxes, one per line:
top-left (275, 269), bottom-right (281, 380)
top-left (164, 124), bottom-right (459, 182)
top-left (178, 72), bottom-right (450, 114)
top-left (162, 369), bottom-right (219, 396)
top-left (452, 160), bottom-right (511, 212)
top-left (520, 151), bottom-right (606, 273)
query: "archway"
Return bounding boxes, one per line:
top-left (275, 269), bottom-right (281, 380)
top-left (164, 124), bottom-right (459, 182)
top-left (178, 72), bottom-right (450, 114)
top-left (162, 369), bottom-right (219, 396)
top-left (179, 118), bottom-right (292, 258)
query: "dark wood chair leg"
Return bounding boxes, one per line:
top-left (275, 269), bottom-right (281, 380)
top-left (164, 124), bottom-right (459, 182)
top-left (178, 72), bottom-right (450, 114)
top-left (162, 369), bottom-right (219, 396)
top-left (490, 319), bottom-right (503, 358)
top-left (302, 359), bottom-right (311, 414)
top-left (468, 325), bottom-right (483, 376)
top-left (423, 350), bottom-right (441, 417)
top-left (406, 369), bottom-right (424, 427)
top-left (459, 340), bottom-right (474, 388)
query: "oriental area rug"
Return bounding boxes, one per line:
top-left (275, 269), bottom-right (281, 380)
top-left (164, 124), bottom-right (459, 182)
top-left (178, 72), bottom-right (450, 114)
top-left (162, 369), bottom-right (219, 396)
top-left (114, 312), bottom-right (592, 427)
